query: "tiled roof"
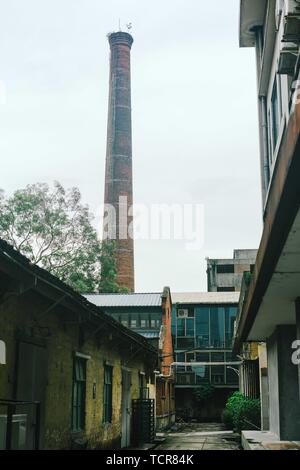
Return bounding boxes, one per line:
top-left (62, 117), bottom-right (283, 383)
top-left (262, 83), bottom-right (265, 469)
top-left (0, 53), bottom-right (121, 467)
top-left (85, 293), bottom-right (162, 308)
top-left (0, 239), bottom-right (157, 355)
top-left (172, 292), bottom-right (240, 305)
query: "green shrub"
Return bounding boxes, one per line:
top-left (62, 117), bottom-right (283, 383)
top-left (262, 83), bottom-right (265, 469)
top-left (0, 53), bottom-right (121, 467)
top-left (221, 408), bottom-right (234, 430)
top-left (193, 384), bottom-right (215, 403)
top-left (222, 391), bottom-right (261, 433)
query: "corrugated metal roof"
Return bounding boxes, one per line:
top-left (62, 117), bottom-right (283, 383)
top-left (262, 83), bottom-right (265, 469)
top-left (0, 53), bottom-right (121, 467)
top-left (137, 331), bottom-right (160, 339)
top-left (172, 292), bottom-right (240, 305)
top-left (84, 293), bottom-right (162, 308)
top-left (0, 239), bottom-right (157, 356)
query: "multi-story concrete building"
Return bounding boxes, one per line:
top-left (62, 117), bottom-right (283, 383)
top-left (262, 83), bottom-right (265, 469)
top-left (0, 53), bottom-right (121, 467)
top-left (171, 292), bottom-right (240, 421)
top-left (207, 249), bottom-right (257, 292)
top-left (234, 0), bottom-right (300, 447)
top-left (85, 290), bottom-right (175, 430)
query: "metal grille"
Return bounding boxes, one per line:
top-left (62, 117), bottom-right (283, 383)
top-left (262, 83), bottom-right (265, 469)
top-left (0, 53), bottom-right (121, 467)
top-left (132, 399), bottom-right (155, 445)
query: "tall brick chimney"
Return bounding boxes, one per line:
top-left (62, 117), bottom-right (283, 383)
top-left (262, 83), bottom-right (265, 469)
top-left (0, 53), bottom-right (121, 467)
top-left (103, 31), bottom-right (135, 292)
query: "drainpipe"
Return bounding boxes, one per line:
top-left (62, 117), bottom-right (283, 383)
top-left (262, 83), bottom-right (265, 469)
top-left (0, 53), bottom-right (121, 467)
top-left (260, 95), bottom-right (270, 204)
top-left (254, 27), bottom-right (270, 211)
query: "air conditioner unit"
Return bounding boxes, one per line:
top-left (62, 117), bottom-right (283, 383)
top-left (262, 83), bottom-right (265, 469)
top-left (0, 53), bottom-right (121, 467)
top-left (177, 309), bottom-right (188, 318)
top-left (282, 0), bottom-right (300, 42)
top-left (284, 0), bottom-right (300, 15)
top-left (278, 42), bottom-right (298, 74)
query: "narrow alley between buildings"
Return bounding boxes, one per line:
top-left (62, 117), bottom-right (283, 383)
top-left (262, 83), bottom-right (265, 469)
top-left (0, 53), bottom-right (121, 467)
top-left (154, 423), bottom-right (241, 451)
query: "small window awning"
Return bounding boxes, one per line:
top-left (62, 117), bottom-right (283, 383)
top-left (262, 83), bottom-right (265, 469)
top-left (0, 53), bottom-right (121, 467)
top-left (0, 340), bottom-right (6, 365)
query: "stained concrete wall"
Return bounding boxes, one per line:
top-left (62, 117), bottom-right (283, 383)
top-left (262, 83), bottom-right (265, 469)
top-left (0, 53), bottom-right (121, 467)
top-left (267, 326), bottom-right (300, 440)
top-left (258, 343), bottom-right (269, 430)
top-left (296, 302), bottom-right (300, 402)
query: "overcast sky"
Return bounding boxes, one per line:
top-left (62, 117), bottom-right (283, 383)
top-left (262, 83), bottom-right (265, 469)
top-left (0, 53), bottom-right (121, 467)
top-left (0, 0), bottom-right (262, 292)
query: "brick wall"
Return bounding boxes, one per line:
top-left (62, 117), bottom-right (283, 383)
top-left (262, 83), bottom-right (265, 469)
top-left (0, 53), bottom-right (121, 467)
top-left (0, 290), bottom-right (152, 449)
top-left (104, 32), bottom-right (135, 292)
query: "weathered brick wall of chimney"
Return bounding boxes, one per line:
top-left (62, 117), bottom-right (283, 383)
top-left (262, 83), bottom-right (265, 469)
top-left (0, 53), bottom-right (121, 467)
top-left (104, 32), bottom-right (135, 292)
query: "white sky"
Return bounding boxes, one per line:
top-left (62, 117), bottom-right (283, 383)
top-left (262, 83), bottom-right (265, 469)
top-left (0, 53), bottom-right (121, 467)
top-left (0, 0), bottom-right (262, 292)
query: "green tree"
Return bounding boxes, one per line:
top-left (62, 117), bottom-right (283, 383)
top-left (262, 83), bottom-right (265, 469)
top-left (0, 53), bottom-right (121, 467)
top-left (0, 182), bottom-right (122, 294)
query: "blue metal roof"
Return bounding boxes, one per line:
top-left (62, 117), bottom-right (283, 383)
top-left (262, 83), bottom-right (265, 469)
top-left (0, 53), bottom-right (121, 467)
top-left (84, 293), bottom-right (163, 308)
top-left (137, 331), bottom-right (160, 339)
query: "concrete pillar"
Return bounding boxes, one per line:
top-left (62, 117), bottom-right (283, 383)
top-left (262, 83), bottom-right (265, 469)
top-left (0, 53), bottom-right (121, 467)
top-left (258, 343), bottom-right (269, 430)
top-left (267, 325), bottom-right (300, 440)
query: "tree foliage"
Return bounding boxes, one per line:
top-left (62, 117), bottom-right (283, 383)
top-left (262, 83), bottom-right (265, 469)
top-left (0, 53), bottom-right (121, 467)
top-left (192, 383), bottom-right (215, 403)
top-left (0, 182), bottom-right (123, 294)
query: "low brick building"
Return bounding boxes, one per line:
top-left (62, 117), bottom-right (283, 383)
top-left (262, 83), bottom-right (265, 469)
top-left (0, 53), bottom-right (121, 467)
top-left (0, 240), bottom-right (156, 449)
top-left (85, 288), bottom-right (175, 430)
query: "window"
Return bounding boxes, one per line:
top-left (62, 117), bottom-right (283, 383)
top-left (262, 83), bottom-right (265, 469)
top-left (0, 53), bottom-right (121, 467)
top-left (177, 318), bottom-right (185, 336)
top-left (140, 319), bottom-right (147, 328)
top-left (186, 318), bottom-right (194, 336)
top-left (210, 307), bottom-right (225, 348)
top-left (176, 337), bottom-right (195, 349)
top-left (211, 365), bottom-right (225, 385)
top-left (186, 352), bottom-right (195, 371)
top-left (195, 307), bottom-right (209, 347)
top-left (176, 317), bottom-right (194, 337)
top-left (103, 365), bottom-right (113, 423)
top-left (271, 79), bottom-right (280, 153)
top-left (176, 353), bottom-right (185, 372)
top-left (195, 353), bottom-right (209, 384)
top-left (225, 307), bottom-right (237, 348)
top-left (216, 264), bottom-right (234, 274)
top-left (72, 357), bottom-right (87, 431)
top-left (130, 319), bottom-right (137, 328)
top-left (121, 319), bottom-right (128, 327)
top-left (217, 287), bottom-right (235, 292)
top-left (150, 319), bottom-right (156, 328)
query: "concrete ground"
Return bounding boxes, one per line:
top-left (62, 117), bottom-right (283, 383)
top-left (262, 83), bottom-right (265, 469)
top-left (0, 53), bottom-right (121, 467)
top-left (155, 423), bottom-right (241, 451)
top-left (241, 430), bottom-right (300, 450)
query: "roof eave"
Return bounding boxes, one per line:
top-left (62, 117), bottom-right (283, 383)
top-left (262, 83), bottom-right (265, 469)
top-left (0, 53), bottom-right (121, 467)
top-left (239, 0), bottom-right (268, 48)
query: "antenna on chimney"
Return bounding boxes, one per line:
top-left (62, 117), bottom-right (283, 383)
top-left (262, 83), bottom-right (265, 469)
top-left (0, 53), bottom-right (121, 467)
top-left (118, 18), bottom-right (121, 31)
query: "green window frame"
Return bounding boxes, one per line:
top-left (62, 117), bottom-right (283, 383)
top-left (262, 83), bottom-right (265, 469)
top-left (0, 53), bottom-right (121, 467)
top-left (72, 357), bottom-right (87, 431)
top-left (103, 365), bottom-right (113, 423)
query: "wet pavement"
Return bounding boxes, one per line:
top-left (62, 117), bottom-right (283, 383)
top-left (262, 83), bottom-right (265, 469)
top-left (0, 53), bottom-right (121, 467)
top-left (155, 422), bottom-right (241, 451)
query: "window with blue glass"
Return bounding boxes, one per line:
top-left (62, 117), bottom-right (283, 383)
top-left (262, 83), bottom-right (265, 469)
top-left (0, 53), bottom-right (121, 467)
top-left (225, 307), bottom-right (237, 347)
top-left (210, 307), bottom-right (225, 348)
top-left (176, 353), bottom-right (185, 372)
top-left (195, 307), bottom-right (209, 347)
top-left (195, 352), bottom-right (210, 384)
